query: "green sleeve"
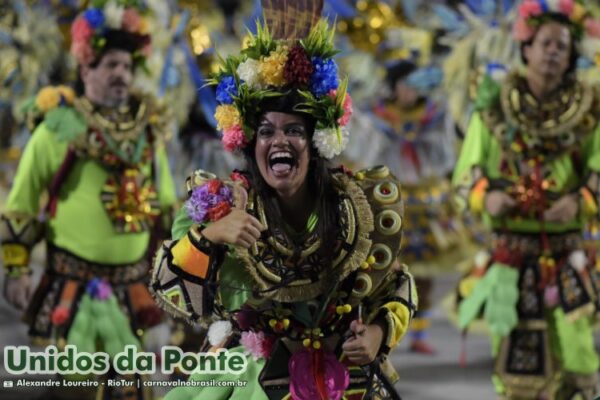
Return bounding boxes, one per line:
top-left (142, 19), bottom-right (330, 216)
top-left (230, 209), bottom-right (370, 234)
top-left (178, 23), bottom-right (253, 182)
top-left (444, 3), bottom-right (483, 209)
top-left (584, 123), bottom-right (600, 174)
top-left (155, 144), bottom-right (177, 208)
top-left (5, 123), bottom-right (68, 216)
top-left (451, 112), bottom-right (493, 211)
top-left (171, 206), bottom-right (193, 240)
top-left (452, 112), bottom-right (491, 188)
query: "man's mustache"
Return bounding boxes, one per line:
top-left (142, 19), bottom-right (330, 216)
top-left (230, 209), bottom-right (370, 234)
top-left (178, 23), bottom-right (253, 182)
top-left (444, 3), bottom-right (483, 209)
top-left (110, 79), bottom-right (127, 87)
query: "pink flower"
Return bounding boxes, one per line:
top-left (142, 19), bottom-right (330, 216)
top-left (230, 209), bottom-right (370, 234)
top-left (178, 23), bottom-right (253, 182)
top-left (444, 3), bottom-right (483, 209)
top-left (71, 41), bottom-right (95, 65)
top-left (222, 125), bottom-right (248, 152)
top-left (559, 0), bottom-right (575, 16)
top-left (585, 18), bottom-right (600, 37)
top-left (122, 8), bottom-right (141, 32)
top-left (240, 331), bottom-right (274, 359)
top-left (518, 0), bottom-right (543, 19)
top-left (328, 90), bottom-right (353, 126)
top-left (71, 17), bottom-right (94, 43)
top-left (513, 17), bottom-right (535, 41)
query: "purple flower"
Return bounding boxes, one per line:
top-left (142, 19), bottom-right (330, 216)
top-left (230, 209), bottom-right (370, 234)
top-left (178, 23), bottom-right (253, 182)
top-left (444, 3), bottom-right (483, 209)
top-left (185, 180), bottom-right (233, 224)
top-left (83, 8), bottom-right (105, 30)
top-left (310, 57), bottom-right (339, 97)
top-left (216, 75), bottom-right (238, 105)
top-left (86, 278), bottom-right (112, 300)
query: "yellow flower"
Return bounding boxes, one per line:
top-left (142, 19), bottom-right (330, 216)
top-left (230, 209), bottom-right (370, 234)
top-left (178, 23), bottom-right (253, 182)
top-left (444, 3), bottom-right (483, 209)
top-left (259, 46), bottom-right (288, 87)
top-left (57, 85), bottom-right (75, 104)
top-left (36, 87), bottom-right (61, 112)
top-left (214, 104), bottom-right (241, 131)
top-left (139, 17), bottom-right (150, 35)
top-left (571, 3), bottom-right (586, 22)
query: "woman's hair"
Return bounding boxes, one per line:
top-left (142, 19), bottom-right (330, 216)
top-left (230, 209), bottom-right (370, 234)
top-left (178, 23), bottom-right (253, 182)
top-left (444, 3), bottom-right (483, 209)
top-left (520, 12), bottom-right (579, 76)
top-left (242, 89), bottom-right (340, 262)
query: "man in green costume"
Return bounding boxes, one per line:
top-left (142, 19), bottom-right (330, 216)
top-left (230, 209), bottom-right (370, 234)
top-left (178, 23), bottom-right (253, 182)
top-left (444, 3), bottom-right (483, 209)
top-left (453, 1), bottom-right (600, 399)
top-left (0, 2), bottom-right (176, 398)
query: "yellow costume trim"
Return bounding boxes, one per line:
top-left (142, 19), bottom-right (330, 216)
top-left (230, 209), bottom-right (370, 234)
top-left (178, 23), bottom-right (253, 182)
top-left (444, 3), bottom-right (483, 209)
top-left (381, 301), bottom-right (411, 348)
top-left (2, 243), bottom-right (29, 267)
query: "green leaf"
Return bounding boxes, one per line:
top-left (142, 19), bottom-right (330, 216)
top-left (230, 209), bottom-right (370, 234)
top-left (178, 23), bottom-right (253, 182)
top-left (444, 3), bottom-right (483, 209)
top-left (474, 74), bottom-right (501, 111)
top-left (44, 107), bottom-right (88, 142)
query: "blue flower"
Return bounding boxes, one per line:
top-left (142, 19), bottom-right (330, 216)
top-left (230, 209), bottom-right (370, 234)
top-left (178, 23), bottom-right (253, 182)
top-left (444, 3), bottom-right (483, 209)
top-left (216, 75), bottom-right (238, 105)
top-left (83, 8), bottom-right (105, 30)
top-left (310, 57), bottom-right (339, 97)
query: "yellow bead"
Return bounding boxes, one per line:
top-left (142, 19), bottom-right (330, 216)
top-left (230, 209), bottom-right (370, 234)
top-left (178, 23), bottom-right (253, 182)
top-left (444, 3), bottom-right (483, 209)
top-left (269, 319), bottom-right (277, 328)
top-left (282, 319), bottom-right (290, 329)
top-left (312, 340), bottom-right (321, 350)
top-left (336, 306), bottom-right (344, 315)
top-left (343, 304), bottom-right (352, 313)
top-left (355, 172), bottom-right (365, 180)
top-left (303, 338), bottom-right (311, 347)
top-left (360, 261), bottom-right (370, 270)
top-left (367, 255), bottom-right (376, 265)
top-left (548, 259), bottom-right (556, 267)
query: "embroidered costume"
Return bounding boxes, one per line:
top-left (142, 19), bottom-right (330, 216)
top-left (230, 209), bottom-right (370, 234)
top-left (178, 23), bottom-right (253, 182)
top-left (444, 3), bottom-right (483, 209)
top-left (454, 2), bottom-right (600, 397)
top-left (0, 2), bottom-right (175, 398)
top-left (151, 5), bottom-right (416, 399)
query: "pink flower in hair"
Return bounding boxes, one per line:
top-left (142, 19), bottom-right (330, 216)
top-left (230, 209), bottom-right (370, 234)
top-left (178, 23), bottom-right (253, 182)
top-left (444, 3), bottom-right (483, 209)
top-left (71, 17), bottom-right (94, 43)
top-left (518, 0), bottom-right (543, 19)
top-left (328, 89), bottom-right (353, 126)
top-left (71, 41), bottom-right (95, 65)
top-left (513, 17), bottom-right (536, 41)
top-left (559, 0), bottom-right (575, 16)
top-left (585, 18), bottom-right (600, 37)
top-left (222, 124), bottom-right (248, 152)
top-left (122, 8), bottom-right (141, 33)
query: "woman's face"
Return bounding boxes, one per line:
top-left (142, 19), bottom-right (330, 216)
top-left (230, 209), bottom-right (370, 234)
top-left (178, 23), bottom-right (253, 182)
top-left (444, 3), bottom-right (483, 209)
top-left (254, 111), bottom-right (311, 198)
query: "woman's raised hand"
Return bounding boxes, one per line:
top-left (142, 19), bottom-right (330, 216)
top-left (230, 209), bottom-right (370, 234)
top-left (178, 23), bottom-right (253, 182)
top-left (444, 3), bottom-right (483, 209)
top-left (200, 209), bottom-right (266, 248)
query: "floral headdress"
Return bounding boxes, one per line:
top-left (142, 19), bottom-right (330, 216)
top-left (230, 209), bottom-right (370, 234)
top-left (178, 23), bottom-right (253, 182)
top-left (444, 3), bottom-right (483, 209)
top-left (70, 0), bottom-right (151, 66)
top-left (210, 20), bottom-right (353, 160)
top-left (514, 0), bottom-right (600, 42)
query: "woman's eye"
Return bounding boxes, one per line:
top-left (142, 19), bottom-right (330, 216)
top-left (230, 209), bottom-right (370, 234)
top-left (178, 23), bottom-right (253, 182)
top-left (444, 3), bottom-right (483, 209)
top-left (258, 128), bottom-right (273, 137)
top-left (287, 127), bottom-right (305, 136)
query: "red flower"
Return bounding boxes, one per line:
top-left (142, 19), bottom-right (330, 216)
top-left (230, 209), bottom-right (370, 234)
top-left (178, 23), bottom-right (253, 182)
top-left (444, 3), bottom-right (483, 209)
top-left (207, 179), bottom-right (222, 194)
top-left (51, 306), bottom-right (71, 326)
top-left (230, 171), bottom-right (249, 189)
top-left (208, 201), bottom-right (232, 221)
top-left (284, 45), bottom-right (314, 87)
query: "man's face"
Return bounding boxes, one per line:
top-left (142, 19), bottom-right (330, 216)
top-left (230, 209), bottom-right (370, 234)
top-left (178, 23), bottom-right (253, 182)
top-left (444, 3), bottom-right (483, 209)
top-left (81, 49), bottom-right (133, 107)
top-left (524, 22), bottom-right (572, 80)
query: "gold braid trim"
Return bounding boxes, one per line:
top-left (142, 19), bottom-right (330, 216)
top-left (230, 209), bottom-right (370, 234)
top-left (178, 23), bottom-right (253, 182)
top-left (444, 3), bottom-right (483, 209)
top-left (499, 72), bottom-right (594, 138)
top-left (480, 73), bottom-right (600, 162)
top-left (235, 172), bottom-right (374, 303)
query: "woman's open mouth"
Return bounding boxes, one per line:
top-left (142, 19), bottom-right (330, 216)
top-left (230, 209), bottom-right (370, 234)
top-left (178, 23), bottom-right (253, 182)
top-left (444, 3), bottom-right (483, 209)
top-left (268, 151), bottom-right (296, 177)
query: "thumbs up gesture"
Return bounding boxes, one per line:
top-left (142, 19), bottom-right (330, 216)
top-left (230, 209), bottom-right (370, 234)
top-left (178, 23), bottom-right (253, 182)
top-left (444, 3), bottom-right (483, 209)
top-left (200, 187), bottom-right (266, 248)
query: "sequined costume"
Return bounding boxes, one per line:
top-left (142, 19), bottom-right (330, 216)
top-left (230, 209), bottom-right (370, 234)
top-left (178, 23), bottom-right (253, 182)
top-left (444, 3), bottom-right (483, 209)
top-left (151, 166), bottom-right (416, 400)
top-left (0, 88), bottom-right (176, 398)
top-left (453, 71), bottom-right (600, 399)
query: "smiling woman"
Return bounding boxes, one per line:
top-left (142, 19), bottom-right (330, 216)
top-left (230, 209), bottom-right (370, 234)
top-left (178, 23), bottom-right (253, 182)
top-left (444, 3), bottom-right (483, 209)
top-left (150, 7), bottom-right (417, 400)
